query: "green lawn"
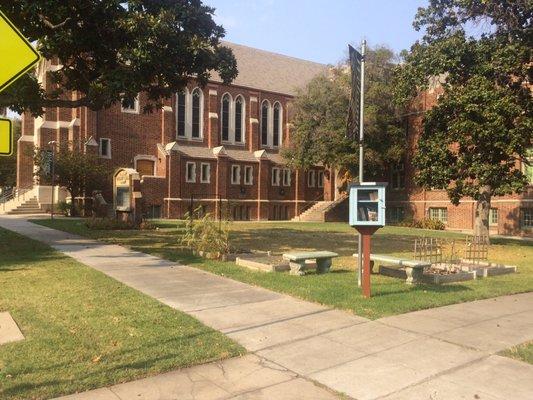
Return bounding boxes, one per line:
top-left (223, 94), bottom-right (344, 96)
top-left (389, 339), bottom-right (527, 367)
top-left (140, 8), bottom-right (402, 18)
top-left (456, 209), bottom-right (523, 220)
top-left (501, 341), bottom-right (533, 364)
top-left (0, 227), bottom-right (243, 400)
top-left (33, 219), bottom-right (533, 320)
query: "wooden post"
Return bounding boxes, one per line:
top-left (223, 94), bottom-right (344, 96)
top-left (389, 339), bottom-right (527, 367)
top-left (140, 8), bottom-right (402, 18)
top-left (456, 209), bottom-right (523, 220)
top-left (356, 226), bottom-right (379, 298)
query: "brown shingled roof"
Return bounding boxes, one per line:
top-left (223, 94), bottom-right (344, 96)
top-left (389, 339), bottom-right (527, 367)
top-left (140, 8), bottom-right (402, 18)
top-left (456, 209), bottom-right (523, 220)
top-left (211, 42), bottom-right (329, 96)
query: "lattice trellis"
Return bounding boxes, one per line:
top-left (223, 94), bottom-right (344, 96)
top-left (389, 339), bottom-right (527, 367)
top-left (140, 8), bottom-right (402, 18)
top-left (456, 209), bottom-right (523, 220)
top-left (464, 235), bottom-right (489, 264)
top-left (414, 237), bottom-right (443, 264)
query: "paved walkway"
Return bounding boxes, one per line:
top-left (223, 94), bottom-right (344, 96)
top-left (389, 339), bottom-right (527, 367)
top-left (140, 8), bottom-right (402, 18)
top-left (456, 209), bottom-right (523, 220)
top-left (1, 215), bottom-right (532, 400)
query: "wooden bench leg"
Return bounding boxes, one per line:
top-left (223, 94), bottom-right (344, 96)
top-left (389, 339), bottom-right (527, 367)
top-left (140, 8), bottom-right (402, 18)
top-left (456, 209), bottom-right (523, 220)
top-left (316, 258), bottom-right (331, 274)
top-left (289, 261), bottom-right (306, 276)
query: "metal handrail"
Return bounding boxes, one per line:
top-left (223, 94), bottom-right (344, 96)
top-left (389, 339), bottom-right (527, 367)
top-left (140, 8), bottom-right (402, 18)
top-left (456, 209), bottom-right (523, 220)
top-left (0, 188), bottom-right (32, 212)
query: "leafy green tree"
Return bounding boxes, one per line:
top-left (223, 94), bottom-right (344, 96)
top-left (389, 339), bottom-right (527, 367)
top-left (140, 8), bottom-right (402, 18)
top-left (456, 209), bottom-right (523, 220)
top-left (34, 146), bottom-right (109, 216)
top-left (0, 0), bottom-right (237, 116)
top-left (284, 46), bottom-right (405, 197)
top-left (394, 0), bottom-right (532, 237)
top-left (0, 119), bottom-right (21, 188)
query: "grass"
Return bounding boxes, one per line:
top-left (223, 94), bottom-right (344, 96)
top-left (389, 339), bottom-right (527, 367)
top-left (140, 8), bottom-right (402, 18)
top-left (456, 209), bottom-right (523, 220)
top-left (501, 341), bottom-right (533, 364)
top-left (33, 218), bottom-right (533, 320)
top-left (0, 227), bottom-right (243, 400)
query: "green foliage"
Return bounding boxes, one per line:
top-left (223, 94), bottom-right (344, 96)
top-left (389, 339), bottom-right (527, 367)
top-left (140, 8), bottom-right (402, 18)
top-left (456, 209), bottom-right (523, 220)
top-left (0, 0), bottom-right (237, 116)
top-left (34, 145), bottom-right (109, 215)
top-left (394, 0), bottom-right (533, 235)
top-left (0, 118), bottom-right (20, 187)
top-left (284, 46), bottom-right (405, 181)
top-left (85, 217), bottom-right (135, 230)
top-left (181, 208), bottom-right (230, 257)
top-left (57, 200), bottom-right (71, 216)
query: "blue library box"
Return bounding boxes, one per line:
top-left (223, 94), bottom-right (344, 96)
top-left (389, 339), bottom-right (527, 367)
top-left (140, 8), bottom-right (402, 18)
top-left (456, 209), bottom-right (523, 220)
top-left (349, 182), bottom-right (387, 227)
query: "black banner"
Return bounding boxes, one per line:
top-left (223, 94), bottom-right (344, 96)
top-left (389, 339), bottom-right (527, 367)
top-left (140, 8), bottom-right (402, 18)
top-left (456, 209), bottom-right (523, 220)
top-left (346, 44), bottom-right (362, 140)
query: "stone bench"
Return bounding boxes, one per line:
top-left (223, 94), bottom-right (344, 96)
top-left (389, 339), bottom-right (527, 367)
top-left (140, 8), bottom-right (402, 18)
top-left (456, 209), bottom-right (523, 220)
top-left (353, 253), bottom-right (431, 284)
top-left (283, 251), bottom-right (339, 276)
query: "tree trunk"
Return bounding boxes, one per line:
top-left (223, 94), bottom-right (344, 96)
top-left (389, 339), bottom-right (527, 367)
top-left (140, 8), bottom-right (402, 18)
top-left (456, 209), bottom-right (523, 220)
top-left (334, 168), bottom-right (342, 200)
top-left (69, 188), bottom-right (79, 217)
top-left (474, 186), bottom-right (491, 239)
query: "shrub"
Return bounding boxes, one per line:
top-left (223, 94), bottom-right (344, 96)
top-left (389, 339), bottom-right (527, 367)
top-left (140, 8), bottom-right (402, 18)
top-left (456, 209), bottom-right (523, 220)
top-left (57, 201), bottom-right (70, 216)
top-left (181, 207), bottom-right (230, 257)
top-left (396, 217), bottom-right (445, 230)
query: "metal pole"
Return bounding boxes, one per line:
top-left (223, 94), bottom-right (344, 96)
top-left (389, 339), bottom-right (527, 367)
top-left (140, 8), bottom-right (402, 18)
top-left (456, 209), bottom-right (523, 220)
top-left (357, 40), bottom-right (366, 287)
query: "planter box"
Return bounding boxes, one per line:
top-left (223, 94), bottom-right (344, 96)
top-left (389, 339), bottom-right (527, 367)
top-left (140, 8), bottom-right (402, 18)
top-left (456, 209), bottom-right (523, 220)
top-left (236, 255), bottom-right (290, 272)
top-left (379, 265), bottom-right (476, 284)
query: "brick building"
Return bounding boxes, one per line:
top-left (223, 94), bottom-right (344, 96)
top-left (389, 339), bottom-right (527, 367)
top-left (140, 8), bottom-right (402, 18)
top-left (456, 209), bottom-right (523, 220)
top-left (16, 42), bottom-right (333, 220)
top-left (387, 83), bottom-right (533, 237)
top-left (14, 42), bottom-right (532, 235)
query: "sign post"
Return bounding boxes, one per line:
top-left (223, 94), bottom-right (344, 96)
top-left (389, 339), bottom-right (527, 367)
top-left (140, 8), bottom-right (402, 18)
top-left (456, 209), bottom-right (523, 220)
top-left (347, 40), bottom-right (366, 286)
top-left (0, 10), bottom-right (41, 157)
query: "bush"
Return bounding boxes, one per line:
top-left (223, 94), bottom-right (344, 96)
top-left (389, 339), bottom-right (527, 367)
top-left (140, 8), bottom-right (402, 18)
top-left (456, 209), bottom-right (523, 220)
top-left (416, 218), bottom-right (446, 230)
top-left (180, 207), bottom-right (230, 258)
top-left (57, 201), bottom-right (80, 217)
top-left (396, 218), bottom-right (445, 230)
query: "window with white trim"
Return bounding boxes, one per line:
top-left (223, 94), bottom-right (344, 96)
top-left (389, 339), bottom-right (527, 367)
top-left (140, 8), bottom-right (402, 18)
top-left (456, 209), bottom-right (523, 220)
top-left (99, 138), bottom-right (111, 158)
top-left (489, 208), bottom-right (498, 226)
top-left (282, 168), bottom-right (291, 187)
top-left (175, 88), bottom-right (204, 140)
top-left (261, 100), bottom-right (270, 147)
top-left (221, 93), bottom-right (231, 142)
top-left (200, 162), bottom-right (211, 183)
top-left (429, 207), bottom-right (448, 224)
top-left (121, 95), bottom-right (140, 113)
top-left (185, 162), bottom-right (196, 183)
top-left (244, 165), bottom-right (253, 185)
top-left (234, 96), bottom-right (245, 143)
top-left (271, 168), bottom-right (281, 186)
top-left (231, 165), bottom-right (241, 185)
top-left (317, 171), bottom-right (324, 188)
top-left (308, 170), bottom-right (316, 187)
top-left (520, 208), bottom-right (533, 229)
top-left (273, 102), bottom-right (282, 147)
top-left (220, 93), bottom-right (246, 145)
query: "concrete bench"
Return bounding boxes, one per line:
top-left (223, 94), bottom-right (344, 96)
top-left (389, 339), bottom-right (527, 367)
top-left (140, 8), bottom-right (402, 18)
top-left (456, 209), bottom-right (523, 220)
top-left (353, 253), bottom-right (431, 284)
top-left (283, 251), bottom-right (339, 276)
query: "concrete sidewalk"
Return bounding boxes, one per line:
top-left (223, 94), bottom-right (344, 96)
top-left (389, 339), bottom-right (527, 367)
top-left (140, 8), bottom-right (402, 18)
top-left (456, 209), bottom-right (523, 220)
top-left (1, 215), bottom-right (532, 400)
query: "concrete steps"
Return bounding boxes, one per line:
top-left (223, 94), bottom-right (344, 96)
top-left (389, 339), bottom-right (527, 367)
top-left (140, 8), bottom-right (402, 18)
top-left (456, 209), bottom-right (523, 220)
top-left (6, 197), bottom-right (46, 215)
top-left (292, 201), bottom-right (335, 222)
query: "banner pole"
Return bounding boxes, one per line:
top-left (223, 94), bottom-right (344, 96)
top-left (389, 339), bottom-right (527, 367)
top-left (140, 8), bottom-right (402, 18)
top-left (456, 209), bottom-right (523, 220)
top-left (357, 39), bottom-right (366, 287)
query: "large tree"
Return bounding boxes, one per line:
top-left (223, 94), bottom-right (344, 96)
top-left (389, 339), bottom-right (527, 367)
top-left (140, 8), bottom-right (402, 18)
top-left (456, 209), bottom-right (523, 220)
top-left (0, 0), bottom-right (237, 116)
top-left (395, 0), bottom-right (532, 237)
top-left (34, 146), bottom-right (109, 216)
top-left (284, 46), bottom-right (405, 196)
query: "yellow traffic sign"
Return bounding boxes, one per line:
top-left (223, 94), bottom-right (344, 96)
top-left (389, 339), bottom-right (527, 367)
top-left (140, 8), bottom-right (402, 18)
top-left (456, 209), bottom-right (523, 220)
top-left (0, 10), bottom-right (40, 93)
top-left (0, 118), bottom-right (12, 156)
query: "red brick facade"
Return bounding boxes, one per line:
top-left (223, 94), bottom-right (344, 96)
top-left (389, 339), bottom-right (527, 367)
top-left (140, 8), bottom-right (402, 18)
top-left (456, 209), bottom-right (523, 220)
top-left (18, 57), bottom-right (329, 221)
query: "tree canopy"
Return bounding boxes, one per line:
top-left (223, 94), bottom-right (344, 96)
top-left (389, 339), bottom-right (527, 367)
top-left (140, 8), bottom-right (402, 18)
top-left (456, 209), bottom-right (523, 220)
top-left (284, 46), bottom-right (405, 188)
top-left (0, 0), bottom-right (238, 116)
top-left (394, 0), bottom-right (532, 236)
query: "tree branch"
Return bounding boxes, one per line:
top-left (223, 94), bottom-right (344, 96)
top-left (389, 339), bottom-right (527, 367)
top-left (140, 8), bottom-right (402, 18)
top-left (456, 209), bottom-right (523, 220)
top-left (38, 14), bottom-right (71, 30)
